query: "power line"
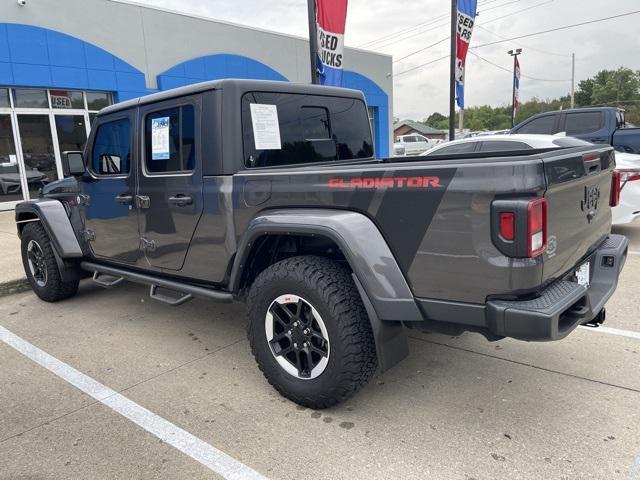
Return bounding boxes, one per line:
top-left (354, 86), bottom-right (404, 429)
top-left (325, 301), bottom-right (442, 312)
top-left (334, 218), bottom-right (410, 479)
top-left (479, 0), bottom-right (554, 26)
top-left (394, 55), bottom-right (449, 78)
top-left (469, 51), bottom-right (571, 82)
top-left (358, 0), bottom-right (521, 49)
top-left (393, 36), bottom-right (449, 63)
top-left (475, 24), bottom-right (571, 57)
top-left (390, 0), bottom-right (555, 67)
top-left (471, 9), bottom-right (640, 50)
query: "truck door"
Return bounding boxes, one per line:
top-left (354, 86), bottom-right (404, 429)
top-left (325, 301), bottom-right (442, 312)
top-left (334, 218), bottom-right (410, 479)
top-left (81, 110), bottom-right (140, 264)
top-left (136, 97), bottom-right (203, 271)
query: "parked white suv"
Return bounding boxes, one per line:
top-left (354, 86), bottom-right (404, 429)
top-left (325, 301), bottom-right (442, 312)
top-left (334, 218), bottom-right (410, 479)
top-left (394, 134), bottom-right (432, 156)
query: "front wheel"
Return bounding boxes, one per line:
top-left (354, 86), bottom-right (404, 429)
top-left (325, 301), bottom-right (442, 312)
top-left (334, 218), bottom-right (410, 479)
top-left (247, 256), bottom-right (378, 409)
top-left (20, 222), bottom-right (79, 302)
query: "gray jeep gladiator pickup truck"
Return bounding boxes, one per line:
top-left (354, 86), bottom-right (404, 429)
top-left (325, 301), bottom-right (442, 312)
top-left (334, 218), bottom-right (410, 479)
top-left (15, 80), bottom-right (629, 408)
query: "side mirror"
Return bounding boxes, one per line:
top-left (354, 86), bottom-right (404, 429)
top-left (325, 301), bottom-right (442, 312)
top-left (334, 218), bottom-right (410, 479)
top-left (61, 151), bottom-right (85, 177)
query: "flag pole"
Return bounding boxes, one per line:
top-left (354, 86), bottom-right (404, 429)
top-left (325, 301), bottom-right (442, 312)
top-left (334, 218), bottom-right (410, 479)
top-left (508, 48), bottom-right (522, 127)
top-left (307, 0), bottom-right (319, 84)
top-left (449, 0), bottom-right (457, 141)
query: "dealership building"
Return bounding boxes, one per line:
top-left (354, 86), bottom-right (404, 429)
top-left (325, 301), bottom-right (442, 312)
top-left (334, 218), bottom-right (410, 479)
top-left (0, 0), bottom-right (392, 210)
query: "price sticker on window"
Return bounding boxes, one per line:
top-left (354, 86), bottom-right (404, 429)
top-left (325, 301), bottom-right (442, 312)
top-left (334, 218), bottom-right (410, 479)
top-left (151, 117), bottom-right (170, 160)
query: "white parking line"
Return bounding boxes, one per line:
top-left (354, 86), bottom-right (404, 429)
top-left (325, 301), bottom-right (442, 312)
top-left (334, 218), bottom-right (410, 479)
top-left (579, 325), bottom-right (640, 340)
top-left (629, 251), bottom-right (640, 256)
top-left (0, 325), bottom-right (267, 480)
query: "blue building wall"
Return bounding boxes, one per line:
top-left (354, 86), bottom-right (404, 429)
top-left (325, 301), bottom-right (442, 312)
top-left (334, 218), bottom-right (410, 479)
top-left (157, 54), bottom-right (288, 90)
top-left (0, 23), bottom-right (148, 101)
top-left (0, 23), bottom-right (389, 156)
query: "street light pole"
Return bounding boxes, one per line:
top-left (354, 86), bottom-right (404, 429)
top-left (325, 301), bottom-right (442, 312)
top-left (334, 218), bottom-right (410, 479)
top-left (508, 48), bottom-right (522, 128)
top-left (449, 0), bottom-right (457, 141)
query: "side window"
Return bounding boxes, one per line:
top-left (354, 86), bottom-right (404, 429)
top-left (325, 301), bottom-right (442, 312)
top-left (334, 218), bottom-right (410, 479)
top-left (479, 141), bottom-right (532, 152)
top-left (517, 115), bottom-right (556, 134)
top-left (403, 136), bottom-right (414, 143)
top-left (436, 142), bottom-right (477, 155)
top-left (564, 112), bottom-right (603, 135)
top-left (91, 117), bottom-right (131, 176)
top-left (242, 92), bottom-right (374, 168)
top-left (144, 105), bottom-right (195, 174)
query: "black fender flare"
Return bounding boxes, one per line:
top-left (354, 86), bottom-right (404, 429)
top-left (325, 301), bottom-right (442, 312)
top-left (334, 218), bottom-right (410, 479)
top-left (230, 209), bottom-right (419, 372)
top-left (15, 199), bottom-right (83, 259)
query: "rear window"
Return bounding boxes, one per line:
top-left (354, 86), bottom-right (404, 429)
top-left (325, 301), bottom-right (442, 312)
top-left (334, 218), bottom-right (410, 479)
top-left (242, 92), bottom-right (373, 168)
top-left (517, 115), bottom-right (556, 134)
top-left (564, 112), bottom-right (603, 135)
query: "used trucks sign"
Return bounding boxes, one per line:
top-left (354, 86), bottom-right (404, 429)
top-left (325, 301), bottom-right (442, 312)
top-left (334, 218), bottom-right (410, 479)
top-left (316, 0), bottom-right (348, 86)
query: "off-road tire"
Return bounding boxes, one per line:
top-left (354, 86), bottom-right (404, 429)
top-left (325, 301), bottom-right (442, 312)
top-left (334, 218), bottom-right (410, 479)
top-left (20, 222), bottom-right (79, 302)
top-left (247, 255), bottom-right (378, 409)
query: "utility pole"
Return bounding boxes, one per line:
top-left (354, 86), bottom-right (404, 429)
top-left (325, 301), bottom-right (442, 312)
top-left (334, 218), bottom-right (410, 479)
top-left (570, 52), bottom-right (575, 108)
top-left (508, 48), bottom-right (522, 128)
top-left (307, 0), bottom-right (319, 84)
top-left (459, 69), bottom-right (465, 134)
top-left (449, 0), bottom-right (457, 141)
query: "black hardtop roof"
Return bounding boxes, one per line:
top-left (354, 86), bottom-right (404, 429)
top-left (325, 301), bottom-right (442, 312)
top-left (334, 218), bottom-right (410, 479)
top-left (99, 79), bottom-right (366, 116)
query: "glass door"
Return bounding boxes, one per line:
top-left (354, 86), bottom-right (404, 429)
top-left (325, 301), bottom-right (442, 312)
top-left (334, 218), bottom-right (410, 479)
top-left (53, 114), bottom-right (89, 154)
top-left (15, 114), bottom-right (59, 198)
top-left (0, 114), bottom-right (25, 204)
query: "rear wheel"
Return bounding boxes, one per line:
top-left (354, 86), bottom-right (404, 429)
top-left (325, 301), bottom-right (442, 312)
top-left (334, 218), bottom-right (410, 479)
top-left (247, 256), bottom-right (377, 409)
top-left (21, 222), bottom-right (79, 302)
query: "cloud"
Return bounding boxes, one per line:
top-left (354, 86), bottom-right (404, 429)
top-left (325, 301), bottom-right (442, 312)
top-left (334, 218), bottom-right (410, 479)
top-left (132, 0), bottom-right (640, 121)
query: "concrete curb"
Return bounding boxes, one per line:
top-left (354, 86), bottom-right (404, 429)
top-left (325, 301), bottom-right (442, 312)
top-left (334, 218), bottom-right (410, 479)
top-left (0, 277), bottom-right (30, 297)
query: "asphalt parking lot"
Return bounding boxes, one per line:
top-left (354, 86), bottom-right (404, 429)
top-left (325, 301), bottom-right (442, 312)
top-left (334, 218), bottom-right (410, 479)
top-left (1, 225), bottom-right (639, 480)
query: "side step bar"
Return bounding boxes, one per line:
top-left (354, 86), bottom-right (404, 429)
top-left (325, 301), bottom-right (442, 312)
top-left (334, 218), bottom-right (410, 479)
top-left (81, 261), bottom-right (234, 304)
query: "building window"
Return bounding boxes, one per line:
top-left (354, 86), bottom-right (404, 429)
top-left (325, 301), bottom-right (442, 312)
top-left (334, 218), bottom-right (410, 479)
top-left (86, 92), bottom-right (113, 111)
top-left (0, 89), bottom-right (10, 109)
top-left (13, 89), bottom-right (49, 109)
top-left (50, 90), bottom-right (85, 109)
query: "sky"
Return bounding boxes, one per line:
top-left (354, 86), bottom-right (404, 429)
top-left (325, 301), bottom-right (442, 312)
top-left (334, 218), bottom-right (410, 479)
top-left (130, 0), bottom-right (640, 122)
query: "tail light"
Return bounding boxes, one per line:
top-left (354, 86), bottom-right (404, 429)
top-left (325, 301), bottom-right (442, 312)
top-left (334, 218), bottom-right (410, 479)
top-left (610, 171), bottom-right (621, 207)
top-left (527, 198), bottom-right (547, 258)
top-left (491, 197), bottom-right (547, 258)
top-left (499, 212), bottom-right (515, 241)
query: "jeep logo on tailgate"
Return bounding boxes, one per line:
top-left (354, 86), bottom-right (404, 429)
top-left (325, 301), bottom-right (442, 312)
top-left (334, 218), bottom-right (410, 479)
top-left (581, 184), bottom-right (600, 223)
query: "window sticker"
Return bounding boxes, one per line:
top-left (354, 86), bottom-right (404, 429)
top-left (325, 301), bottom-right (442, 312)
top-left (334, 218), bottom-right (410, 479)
top-left (249, 104), bottom-right (281, 150)
top-left (151, 116), bottom-right (170, 160)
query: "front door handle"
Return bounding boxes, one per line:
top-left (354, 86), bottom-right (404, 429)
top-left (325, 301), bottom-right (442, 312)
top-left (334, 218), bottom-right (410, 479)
top-left (115, 194), bottom-right (133, 206)
top-left (168, 194), bottom-right (193, 207)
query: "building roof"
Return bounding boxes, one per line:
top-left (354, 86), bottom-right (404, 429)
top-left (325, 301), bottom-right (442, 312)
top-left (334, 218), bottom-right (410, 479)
top-left (108, 0), bottom-right (391, 58)
top-left (393, 120), bottom-right (443, 135)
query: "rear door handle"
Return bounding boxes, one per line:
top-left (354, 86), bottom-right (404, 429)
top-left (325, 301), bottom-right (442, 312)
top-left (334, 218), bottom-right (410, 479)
top-left (115, 194), bottom-right (133, 205)
top-left (168, 194), bottom-right (193, 207)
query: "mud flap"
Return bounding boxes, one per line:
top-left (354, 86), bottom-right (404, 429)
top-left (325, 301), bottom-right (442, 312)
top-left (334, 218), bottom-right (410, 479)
top-left (353, 274), bottom-right (409, 372)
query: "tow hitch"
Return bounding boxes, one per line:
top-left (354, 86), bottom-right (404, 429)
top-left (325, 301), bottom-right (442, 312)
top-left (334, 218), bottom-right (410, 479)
top-left (582, 308), bottom-right (606, 328)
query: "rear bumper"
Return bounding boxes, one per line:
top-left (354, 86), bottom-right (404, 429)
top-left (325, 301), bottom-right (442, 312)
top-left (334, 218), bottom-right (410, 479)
top-left (485, 234), bottom-right (629, 341)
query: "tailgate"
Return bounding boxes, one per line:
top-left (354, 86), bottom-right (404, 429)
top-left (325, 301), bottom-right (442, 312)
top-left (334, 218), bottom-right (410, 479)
top-left (542, 146), bottom-right (615, 284)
